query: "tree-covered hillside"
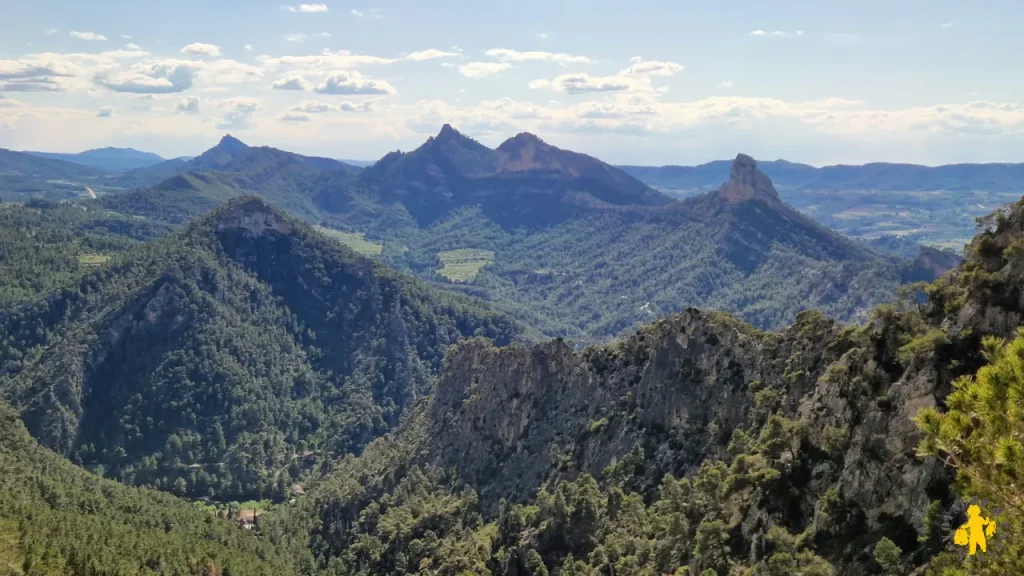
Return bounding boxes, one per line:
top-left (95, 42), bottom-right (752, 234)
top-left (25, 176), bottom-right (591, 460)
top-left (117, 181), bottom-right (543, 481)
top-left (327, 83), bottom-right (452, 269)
top-left (0, 200), bottom-right (172, 307)
top-left (0, 399), bottom-right (297, 576)
top-left (0, 197), bottom-right (521, 502)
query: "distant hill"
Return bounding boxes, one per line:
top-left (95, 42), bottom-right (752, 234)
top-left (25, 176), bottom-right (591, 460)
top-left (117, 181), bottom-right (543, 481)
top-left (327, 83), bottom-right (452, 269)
top-left (339, 158), bottom-right (374, 167)
top-left (0, 148), bottom-right (111, 201)
top-left (26, 147), bottom-right (166, 172)
top-left (0, 148), bottom-right (106, 179)
top-left (118, 135), bottom-right (362, 190)
top-left (622, 159), bottom-right (1024, 250)
top-left (0, 197), bottom-right (521, 500)
top-left (316, 125), bottom-right (669, 228)
top-left (621, 159), bottom-right (1024, 193)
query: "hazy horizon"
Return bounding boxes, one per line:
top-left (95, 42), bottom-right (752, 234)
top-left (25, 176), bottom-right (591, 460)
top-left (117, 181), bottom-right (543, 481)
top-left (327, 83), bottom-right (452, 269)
top-left (3, 0), bottom-right (1022, 166)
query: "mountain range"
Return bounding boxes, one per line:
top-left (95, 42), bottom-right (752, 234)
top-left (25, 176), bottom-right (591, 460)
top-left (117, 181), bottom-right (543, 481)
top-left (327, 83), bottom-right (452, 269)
top-left (1, 127), bottom-right (956, 340)
top-left (307, 129), bottom-right (951, 337)
top-left (2, 127), bottom-right (1024, 574)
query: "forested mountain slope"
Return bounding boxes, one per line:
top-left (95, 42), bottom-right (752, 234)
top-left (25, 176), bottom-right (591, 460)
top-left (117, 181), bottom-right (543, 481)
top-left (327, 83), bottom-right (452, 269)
top-left (0, 197), bottom-right (521, 501)
top-left (314, 124), bottom-right (669, 229)
top-left (0, 399), bottom-right (297, 576)
top-left (262, 193), bottom-right (1024, 575)
top-left (320, 149), bottom-right (933, 339)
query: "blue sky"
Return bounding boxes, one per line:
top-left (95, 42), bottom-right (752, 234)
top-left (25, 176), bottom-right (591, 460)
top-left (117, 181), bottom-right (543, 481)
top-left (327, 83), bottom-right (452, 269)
top-left (1, 0), bottom-right (1022, 165)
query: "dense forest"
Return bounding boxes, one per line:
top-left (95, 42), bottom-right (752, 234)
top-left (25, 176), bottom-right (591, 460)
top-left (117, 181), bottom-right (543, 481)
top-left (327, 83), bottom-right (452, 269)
top-left (0, 198), bottom-right (521, 502)
top-left (0, 399), bottom-right (298, 576)
top-left (0, 200), bottom-right (172, 307)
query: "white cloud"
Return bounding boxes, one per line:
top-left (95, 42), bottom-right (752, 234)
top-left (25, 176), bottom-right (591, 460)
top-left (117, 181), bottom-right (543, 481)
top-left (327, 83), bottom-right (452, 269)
top-left (941, 22), bottom-right (954, 28)
top-left (351, 9), bottom-right (365, 17)
top-left (125, 43), bottom-right (142, 50)
top-left (285, 32), bottom-right (331, 42)
top-left (175, 95), bottom-right (201, 114)
top-left (619, 57), bottom-right (683, 77)
top-left (44, 28), bottom-right (58, 36)
top-left (284, 3), bottom-right (328, 12)
top-left (70, 31), bottom-right (108, 41)
top-left (217, 97), bottom-right (263, 130)
top-left (529, 57), bottom-right (682, 95)
top-left (279, 112), bottom-right (311, 122)
top-left (271, 74), bottom-right (313, 90)
top-left (458, 62), bottom-right (512, 78)
top-left (718, 80), bottom-right (734, 88)
top-left (750, 30), bottom-right (803, 38)
top-left (244, 44), bottom-right (253, 52)
top-left (405, 49), bottom-right (460, 61)
top-left (314, 71), bottom-right (396, 95)
top-left (96, 58), bottom-right (262, 94)
top-left (96, 106), bottom-right (114, 117)
top-left (531, 73), bottom-right (642, 94)
top-left (292, 99), bottom-right (374, 113)
top-left (485, 48), bottom-right (590, 65)
top-left (261, 49), bottom-right (394, 70)
top-left (261, 48), bottom-right (458, 73)
top-left (537, 33), bottom-right (548, 39)
top-left (407, 94), bottom-right (1024, 144)
top-left (181, 43), bottom-right (221, 56)
top-left (121, 34), bottom-right (132, 39)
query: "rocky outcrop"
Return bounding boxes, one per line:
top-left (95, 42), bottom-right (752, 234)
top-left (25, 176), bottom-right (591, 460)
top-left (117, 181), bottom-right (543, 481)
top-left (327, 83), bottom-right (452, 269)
top-left (214, 196), bottom-right (294, 237)
top-left (718, 153), bottom-right (783, 204)
top-left (429, 304), bottom-right (957, 571)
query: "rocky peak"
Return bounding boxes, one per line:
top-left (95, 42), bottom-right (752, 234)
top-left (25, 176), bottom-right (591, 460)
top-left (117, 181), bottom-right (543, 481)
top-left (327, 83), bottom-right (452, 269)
top-left (717, 153), bottom-right (782, 204)
top-left (216, 134), bottom-right (249, 153)
top-left (497, 132), bottom-right (546, 152)
top-left (211, 196), bottom-right (293, 237)
top-left (436, 123), bottom-right (463, 142)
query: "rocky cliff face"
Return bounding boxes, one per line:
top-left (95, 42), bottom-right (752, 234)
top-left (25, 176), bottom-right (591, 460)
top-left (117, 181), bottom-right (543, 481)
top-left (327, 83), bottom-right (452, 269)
top-left (717, 153), bottom-right (782, 205)
top-left (430, 304), bottom-right (951, 565)
top-left (419, 196), bottom-right (1024, 573)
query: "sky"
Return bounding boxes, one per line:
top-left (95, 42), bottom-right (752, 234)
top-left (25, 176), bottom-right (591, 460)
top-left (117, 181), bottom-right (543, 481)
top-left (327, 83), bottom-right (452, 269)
top-left (1, 0), bottom-right (1022, 166)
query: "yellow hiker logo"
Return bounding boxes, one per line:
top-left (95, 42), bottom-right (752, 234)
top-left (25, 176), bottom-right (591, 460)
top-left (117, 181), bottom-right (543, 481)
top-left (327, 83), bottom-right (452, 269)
top-left (941, 498), bottom-right (1005, 562)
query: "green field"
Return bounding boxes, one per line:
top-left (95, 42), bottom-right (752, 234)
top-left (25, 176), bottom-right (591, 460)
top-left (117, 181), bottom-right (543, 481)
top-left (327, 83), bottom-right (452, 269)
top-left (437, 249), bottom-right (495, 282)
top-left (314, 226), bottom-right (383, 256)
top-left (78, 253), bottom-right (110, 265)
